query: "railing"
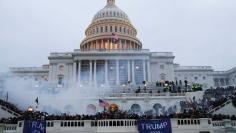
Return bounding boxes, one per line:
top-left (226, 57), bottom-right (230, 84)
top-left (10, 67), bottom-right (48, 72)
top-left (213, 71), bottom-right (227, 74)
top-left (208, 100), bottom-right (232, 114)
top-left (176, 66), bottom-right (213, 70)
top-left (105, 92), bottom-right (185, 98)
top-left (0, 105), bottom-right (21, 117)
top-left (212, 121), bottom-right (225, 127)
top-left (50, 52), bottom-right (73, 57)
top-left (2, 119), bottom-right (236, 132)
top-left (74, 49), bottom-right (150, 53)
top-left (213, 67), bottom-right (236, 75)
top-left (3, 124), bottom-right (17, 131)
top-left (151, 52), bottom-right (173, 57)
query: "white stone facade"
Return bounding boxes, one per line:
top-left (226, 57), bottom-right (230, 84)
top-left (5, 0), bottom-right (236, 90)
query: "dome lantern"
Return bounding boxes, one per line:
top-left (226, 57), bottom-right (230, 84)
top-left (107, 0), bottom-right (115, 5)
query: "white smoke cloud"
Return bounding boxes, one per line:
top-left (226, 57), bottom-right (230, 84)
top-left (2, 74), bottom-right (106, 115)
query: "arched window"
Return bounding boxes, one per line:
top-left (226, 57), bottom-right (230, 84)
top-left (153, 103), bottom-right (162, 116)
top-left (86, 104), bottom-right (96, 115)
top-left (131, 104), bottom-right (141, 114)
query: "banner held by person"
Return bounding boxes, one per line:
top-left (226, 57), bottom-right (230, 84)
top-left (138, 119), bottom-right (172, 133)
top-left (23, 120), bottom-right (46, 133)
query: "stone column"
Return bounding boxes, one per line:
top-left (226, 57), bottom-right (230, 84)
top-left (116, 60), bottom-right (120, 85)
top-left (78, 60), bottom-right (81, 83)
top-left (125, 40), bottom-right (127, 50)
top-left (147, 60), bottom-right (151, 82)
top-left (128, 60), bottom-right (131, 82)
top-left (102, 39), bottom-right (104, 50)
top-left (89, 60), bottom-right (93, 85)
top-left (108, 38), bottom-right (110, 50)
top-left (143, 60), bottom-right (146, 81)
top-left (73, 62), bottom-right (77, 82)
top-left (119, 39), bottom-right (122, 50)
top-left (131, 60), bottom-right (136, 84)
top-left (94, 60), bottom-right (97, 86)
top-left (105, 60), bottom-right (108, 85)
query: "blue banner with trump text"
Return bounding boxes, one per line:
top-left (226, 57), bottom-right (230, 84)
top-left (138, 119), bottom-right (172, 133)
top-left (23, 120), bottom-right (46, 133)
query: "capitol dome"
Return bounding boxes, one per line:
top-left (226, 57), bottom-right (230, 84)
top-left (92, 0), bottom-right (130, 23)
top-left (80, 0), bottom-right (142, 51)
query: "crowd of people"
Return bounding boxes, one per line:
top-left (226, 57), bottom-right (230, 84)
top-left (130, 80), bottom-right (203, 94)
top-left (180, 86), bottom-right (236, 114)
top-left (1, 108), bottom-right (236, 124)
top-left (1, 86), bottom-right (236, 125)
top-left (0, 99), bottom-right (23, 115)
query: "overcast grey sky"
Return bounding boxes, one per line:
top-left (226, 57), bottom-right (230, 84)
top-left (0, 0), bottom-right (236, 72)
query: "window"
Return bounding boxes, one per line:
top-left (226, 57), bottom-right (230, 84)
top-left (110, 26), bottom-right (113, 32)
top-left (160, 65), bottom-right (165, 69)
top-left (115, 26), bottom-right (117, 32)
top-left (105, 26), bottom-right (108, 32)
top-left (160, 73), bottom-right (166, 80)
top-left (119, 27), bottom-right (122, 32)
top-left (58, 75), bottom-right (64, 86)
top-left (203, 76), bottom-right (206, 80)
top-left (101, 27), bottom-right (103, 33)
top-left (194, 77), bottom-right (198, 80)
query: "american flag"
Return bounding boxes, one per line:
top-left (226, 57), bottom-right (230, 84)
top-left (99, 99), bottom-right (109, 108)
top-left (112, 33), bottom-right (119, 41)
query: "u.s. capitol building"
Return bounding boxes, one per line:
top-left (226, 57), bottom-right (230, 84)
top-left (9, 0), bottom-right (236, 90)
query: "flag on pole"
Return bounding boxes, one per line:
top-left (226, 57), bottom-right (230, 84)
top-left (99, 99), bottom-right (109, 108)
top-left (35, 97), bottom-right (39, 108)
top-left (112, 33), bottom-right (119, 42)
